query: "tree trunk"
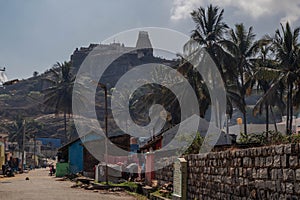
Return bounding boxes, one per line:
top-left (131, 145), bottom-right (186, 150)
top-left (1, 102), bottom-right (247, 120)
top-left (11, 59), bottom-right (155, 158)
top-left (21, 120), bottom-right (26, 172)
top-left (289, 82), bottom-right (293, 134)
top-left (33, 135), bottom-right (36, 169)
top-left (239, 62), bottom-right (247, 135)
top-left (243, 111), bottom-right (247, 135)
top-left (64, 111), bottom-right (67, 143)
top-left (265, 103), bottom-right (269, 136)
top-left (270, 106), bottom-right (278, 133)
top-left (286, 84), bottom-right (290, 134)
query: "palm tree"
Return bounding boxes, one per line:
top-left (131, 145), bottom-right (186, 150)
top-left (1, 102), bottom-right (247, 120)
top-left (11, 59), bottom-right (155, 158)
top-left (42, 61), bottom-right (74, 143)
top-left (221, 23), bottom-right (260, 134)
top-left (6, 115), bottom-right (41, 149)
top-left (190, 4), bottom-right (228, 49)
top-left (251, 22), bottom-right (300, 135)
top-left (178, 61), bottom-right (210, 118)
top-left (189, 4), bottom-right (230, 72)
top-left (188, 5), bottom-right (244, 121)
top-left (7, 115), bottom-right (25, 147)
top-left (271, 22), bottom-right (300, 134)
top-left (252, 41), bottom-right (285, 134)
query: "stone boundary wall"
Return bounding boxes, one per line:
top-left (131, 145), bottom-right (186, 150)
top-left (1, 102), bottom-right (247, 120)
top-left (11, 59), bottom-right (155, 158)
top-left (154, 143), bottom-right (300, 199)
top-left (155, 164), bottom-right (173, 186)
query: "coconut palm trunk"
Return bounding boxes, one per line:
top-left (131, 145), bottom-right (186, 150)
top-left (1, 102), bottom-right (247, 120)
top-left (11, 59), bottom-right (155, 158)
top-left (64, 111), bottom-right (67, 143)
top-left (289, 82), bottom-right (293, 134)
top-left (265, 103), bottom-right (269, 133)
top-left (240, 63), bottom-right (248, 135)
top-left (270, 106), bottom-right (278, 133)
top-left (286, 83), bottom-right (290, 134)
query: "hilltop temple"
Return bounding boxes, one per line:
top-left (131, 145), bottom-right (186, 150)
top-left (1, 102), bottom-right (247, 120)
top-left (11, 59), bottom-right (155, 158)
top-left (70, 31), bottom-right (175, 88)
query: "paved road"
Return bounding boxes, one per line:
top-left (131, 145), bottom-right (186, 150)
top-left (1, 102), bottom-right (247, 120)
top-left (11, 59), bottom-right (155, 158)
top-left (0, 168), bottom-right (137, 200)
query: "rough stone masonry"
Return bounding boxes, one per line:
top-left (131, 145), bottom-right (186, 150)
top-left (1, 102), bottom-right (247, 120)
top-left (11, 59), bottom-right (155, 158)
top-left (155, 143), bottom-right (300, 199)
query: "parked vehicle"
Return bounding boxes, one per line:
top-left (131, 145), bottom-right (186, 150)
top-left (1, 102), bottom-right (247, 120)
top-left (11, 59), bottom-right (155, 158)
top-left (49, 165), bottom-right (56, 176)
top-left (2, 164), bottom-right (14, 177)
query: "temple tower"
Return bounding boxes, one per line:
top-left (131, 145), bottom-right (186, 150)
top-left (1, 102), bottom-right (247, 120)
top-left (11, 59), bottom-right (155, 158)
top-left (135, 31), bottom-right (153, 58)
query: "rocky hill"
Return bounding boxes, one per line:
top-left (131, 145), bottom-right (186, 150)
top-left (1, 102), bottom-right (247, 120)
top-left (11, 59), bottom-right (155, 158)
top-left (0, 70), bottom-right (66, 138)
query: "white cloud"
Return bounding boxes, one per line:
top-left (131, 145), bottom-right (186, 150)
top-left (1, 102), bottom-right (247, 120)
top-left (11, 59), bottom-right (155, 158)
top-left (170, 0), bottom-right (205, 20)
top-left (170, 0), bottom-right (300, 24)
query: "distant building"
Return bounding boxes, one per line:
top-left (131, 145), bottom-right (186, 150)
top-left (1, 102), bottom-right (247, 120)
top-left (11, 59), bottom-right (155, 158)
top-left (229, 116), bottom-right (300, 140)
top-left (70, 31), bottom-right (175, 88)
top-left (0, 68), bottom-right (8, 86)
top-left (37, 138), bottom-right (61, 158)
top-left (24, 139), bottom-right (42, 155)
top-left (0, 133), bottom-right (8, 167)
top-left (3, 79), bottom-right (19, 86)
top-left (140, 117), bottom-right (233, 153)
top-left (37, 138), bottom-right (61, 148)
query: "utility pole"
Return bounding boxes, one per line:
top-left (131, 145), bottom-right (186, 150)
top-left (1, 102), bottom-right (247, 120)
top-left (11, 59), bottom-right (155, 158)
top-left (33, 134), bottom-right (36, 169)
top-left (98, 83), bottom-right (108, 185)
top-left (21, 120), bottom-right (26, 173)
top-left (104, 85), bottom-right (108, 185)
top-left (226, 114), bottom-right (230, 144)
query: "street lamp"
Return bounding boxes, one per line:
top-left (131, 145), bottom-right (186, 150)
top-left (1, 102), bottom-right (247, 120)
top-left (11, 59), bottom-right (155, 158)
top-left (33, 133), bottom-right (36, 169)
top-left (226, 114), bottom-right (230, 144)
top-left (97, 83), bottom-right (108, 185)
top-left (21, 120), bottom-right (26, 173)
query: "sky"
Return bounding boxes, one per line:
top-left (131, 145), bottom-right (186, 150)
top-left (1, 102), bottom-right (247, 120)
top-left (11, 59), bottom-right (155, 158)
top-left (0, 0), bottom-right (299, 80)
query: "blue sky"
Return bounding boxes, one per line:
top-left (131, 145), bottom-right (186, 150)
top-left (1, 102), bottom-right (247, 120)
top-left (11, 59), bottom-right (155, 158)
top-left (0, 0), bottom-right (299, 79)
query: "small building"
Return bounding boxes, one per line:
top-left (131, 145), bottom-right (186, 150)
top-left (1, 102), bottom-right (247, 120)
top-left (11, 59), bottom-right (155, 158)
top-left (141, 117), bottom-right (233, 153)
top-left (0, 133), bottom-right (8, 167)
top-left (37, 138), bottom-right (61, 159)
top-left (57, 138), bottom-right (85, 175)
top-left (37, 137), bottom-right (61, 148)
top-left (24, 139), bottom-right (42, 155)
top-left (23, 139), bottom-right (43, 168)
top-left (57, 132), bottom-right (104, 177)
top-left (57, 132), bottom-right (132, 177)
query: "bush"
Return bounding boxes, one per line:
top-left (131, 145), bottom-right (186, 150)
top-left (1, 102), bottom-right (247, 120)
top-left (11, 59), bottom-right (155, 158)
top-left (238, 130), bottom-right (300, 145)
top-left (183, 132), bottom-right (204, 155)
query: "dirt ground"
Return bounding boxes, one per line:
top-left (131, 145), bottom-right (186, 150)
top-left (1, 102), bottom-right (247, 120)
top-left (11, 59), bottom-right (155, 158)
top-left (0, 168), bottom-right (137, 200)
